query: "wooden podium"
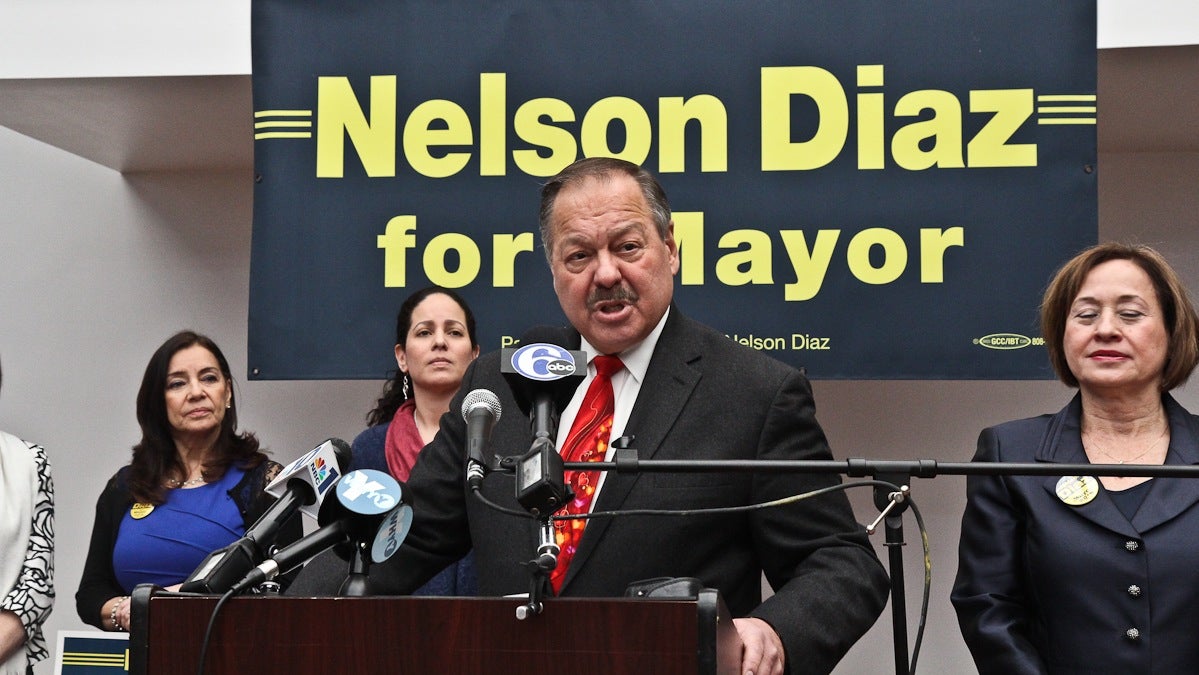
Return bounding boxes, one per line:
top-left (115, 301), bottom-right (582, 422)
top-left (129, 588), bottom-right (741, 675)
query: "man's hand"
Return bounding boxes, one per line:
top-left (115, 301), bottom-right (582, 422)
top-left (734, 617), bottom-right (785, 675)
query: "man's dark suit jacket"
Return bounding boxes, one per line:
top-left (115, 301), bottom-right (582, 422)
top-left (371, 308), bottom-right (889, 673)
top-left (952, 393), bottom-right (1199, 674)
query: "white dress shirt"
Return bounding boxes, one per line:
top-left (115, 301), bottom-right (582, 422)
top-left (554, 308), bottom-right (671, 503)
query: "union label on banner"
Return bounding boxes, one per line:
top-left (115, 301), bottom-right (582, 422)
top-left (249, 0), bottom-right (1096, 380)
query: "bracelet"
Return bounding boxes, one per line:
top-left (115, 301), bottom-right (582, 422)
top-left (110, 596), bottom-right (128, 632)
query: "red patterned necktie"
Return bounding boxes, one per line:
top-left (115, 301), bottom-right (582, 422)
top-left (551, 354), bottom-right (623, 593)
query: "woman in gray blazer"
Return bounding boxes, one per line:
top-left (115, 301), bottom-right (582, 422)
top-left (952, 242), bottom-right (1199, 674)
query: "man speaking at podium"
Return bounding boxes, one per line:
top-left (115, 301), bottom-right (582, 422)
top-left (372, 157), bottom-right (889, 675)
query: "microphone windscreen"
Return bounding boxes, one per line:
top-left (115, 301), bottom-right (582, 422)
top-left (461, 388), bottom-right (502, 422)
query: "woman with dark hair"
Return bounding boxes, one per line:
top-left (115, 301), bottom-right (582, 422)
top-left (290, 287), bottom-right (481, 597)
top-left (349, 286), bottom-right (479, 594)
top-left (352, 286), bottom-right (480, 478)
top-left (75, 331), bottom-right (301, 631)
top-left (0, 355), bottom-right (54, 675)
top-left (953, 243), bottom-right (1199, 673)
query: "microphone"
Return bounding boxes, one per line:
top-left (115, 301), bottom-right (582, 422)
top-left (462, 389), bottom-right (502, 490)
top-left (264, 437), bottom-right (352, 519)
top-left (230, 469), bottom-right (411, 595)
top-left (500, 325), bottom-right (587, 426)
top-left (179, 438), bottom-right (352, 594)
top-left (500, 326), bottom-right (586, 516)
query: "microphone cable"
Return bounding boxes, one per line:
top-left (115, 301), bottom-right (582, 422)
top-left (195, 587), bottom-right (238, 675)
top-left (471, 476), bottom-right (932, 674)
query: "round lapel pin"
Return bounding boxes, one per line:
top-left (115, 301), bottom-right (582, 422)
top-left (130, 503), bottom-right (155, 519)
top-left (1055, 475), bottom-right (1099, 506)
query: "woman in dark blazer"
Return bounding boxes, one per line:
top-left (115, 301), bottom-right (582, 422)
top-left (952, 243), bottom-right (1199, 674)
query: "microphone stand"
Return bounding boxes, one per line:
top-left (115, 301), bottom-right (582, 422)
top-left (866, 478), bottom-right (913, 675)
top-left (338, 542), bottom-right (372, 597)
top-left (516, 518), bottom-right (559, 620)
top-left (529, 449), bottom-right (1199, 675)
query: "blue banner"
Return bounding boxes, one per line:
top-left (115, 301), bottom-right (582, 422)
top-left (249, 0), bottom-right (1096, 379)
top-left (56, 631), bottom-right (129, 673)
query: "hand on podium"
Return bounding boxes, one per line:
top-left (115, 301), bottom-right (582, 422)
top-left (734, 617), bottom-right (784, 675)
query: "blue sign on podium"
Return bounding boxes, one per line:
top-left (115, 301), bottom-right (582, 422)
top-left (55, 631), bottom-right (129, 674)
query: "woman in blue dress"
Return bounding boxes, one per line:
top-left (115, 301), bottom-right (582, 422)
top-left (75, 330), bottom-right (301, 631)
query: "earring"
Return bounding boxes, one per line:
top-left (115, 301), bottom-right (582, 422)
top-left (226, 402), bottom-right (231, 409)
top-left (402, 372), bottom-right (410, 399)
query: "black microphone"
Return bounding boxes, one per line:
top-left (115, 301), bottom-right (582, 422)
top-left (500, 326), bottom-right (586, 516)
top-left (462, 389), bottom-right (502, 490)
top-left (230, 469), bottom-right (410, 595)
top-left (180, 438), bottom-right (352, 594)
top-left (501, 325), bottom-right (586, 429)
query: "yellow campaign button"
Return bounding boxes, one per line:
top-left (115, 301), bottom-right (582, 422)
top-left (1055, 475), bottom-right (1099, 506)
top-left (130, 503), bottom-right (155, 519)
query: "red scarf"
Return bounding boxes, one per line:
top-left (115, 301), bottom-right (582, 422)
top-left (383, 399), bottom-right (424, 482)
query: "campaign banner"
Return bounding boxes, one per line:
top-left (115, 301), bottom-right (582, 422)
top-left (55, 630), bottom-right (128, 674)
top-left (249, 0), bottom-right (1096, 379)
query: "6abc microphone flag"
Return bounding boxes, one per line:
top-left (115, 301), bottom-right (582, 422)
top-left (500, 328), bottom-right (586, 516)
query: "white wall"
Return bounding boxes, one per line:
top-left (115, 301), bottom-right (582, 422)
top-left (3, 121), bottom-right (1198, 673)
top-left (0, 0), bottom-right (1197, 78)
top-left (0, 0), bottom-right (250, 78)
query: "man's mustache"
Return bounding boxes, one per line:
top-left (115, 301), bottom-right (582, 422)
top-left (587, 285), bottom-right (638, 309)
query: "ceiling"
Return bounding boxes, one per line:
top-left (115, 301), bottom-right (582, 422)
top-left (0, 74), bottom-right (252, 173)
top-left (0, 45), bottom-right (1194, 174)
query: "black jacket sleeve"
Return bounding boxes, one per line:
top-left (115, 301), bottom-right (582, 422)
top-left (75, 470), bottom-right (130, 628)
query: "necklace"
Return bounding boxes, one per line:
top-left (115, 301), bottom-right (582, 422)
top-left (165, 476), bottom-right (207, 488)
top-left (1084, 425), bottom-right (1170, 465)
